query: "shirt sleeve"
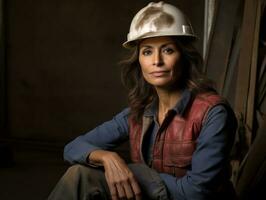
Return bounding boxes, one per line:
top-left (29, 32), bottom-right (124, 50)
top-left (63, 108), bottom-right (130, 165)
top-left (159, 104), bottom-right (237, 200)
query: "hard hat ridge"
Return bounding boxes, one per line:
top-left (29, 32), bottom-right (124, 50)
top-left (123, 1), bottom-right (196, 48)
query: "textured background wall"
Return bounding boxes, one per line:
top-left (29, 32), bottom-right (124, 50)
top-left (4, 0), bottom-right (204, 143)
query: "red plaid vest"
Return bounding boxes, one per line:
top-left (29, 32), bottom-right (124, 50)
top-left (129, 93), bottom-right (225, 177)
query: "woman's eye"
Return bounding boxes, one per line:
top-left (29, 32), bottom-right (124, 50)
top-left (163, 48), bottom-right (174, 54)
top-left (142, 49), bottom-right (152, 56)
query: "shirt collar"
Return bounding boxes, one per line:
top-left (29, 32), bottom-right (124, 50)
top-left (143, 89), bottom-right (192, 117)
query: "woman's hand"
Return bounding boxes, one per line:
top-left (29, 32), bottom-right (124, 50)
top-left (89, 150), bottom-right (142, 200)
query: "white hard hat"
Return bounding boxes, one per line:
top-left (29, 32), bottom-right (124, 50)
top-left (123, 1), bottom-right (196, 48)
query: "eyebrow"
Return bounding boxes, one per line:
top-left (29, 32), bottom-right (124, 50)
top-left (139, 42), bottom-right (175, 49)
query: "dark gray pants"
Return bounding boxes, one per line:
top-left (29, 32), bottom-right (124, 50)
top-left (48, 163), bottom-right (169, 200)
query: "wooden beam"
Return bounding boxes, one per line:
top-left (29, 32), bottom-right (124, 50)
top-left (203, 0), bottom-right (217, 60)
top-left (0, 0), bottom-right (6, 137)
top-left (235, 0), bottom-right (260, 146)
top-left (204, 0), bottom-right (241, 93)
top-left (246, 0), bottom-right (261, 141)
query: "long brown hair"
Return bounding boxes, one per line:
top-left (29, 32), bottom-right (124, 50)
top-left (121, 37), bottom-right (215, 123)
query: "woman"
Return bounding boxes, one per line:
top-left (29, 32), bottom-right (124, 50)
top-left (48, 2), bottom-right (237, 200)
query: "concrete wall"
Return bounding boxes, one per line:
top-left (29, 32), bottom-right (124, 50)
top-left (3, 0), bottom-right (204, 143)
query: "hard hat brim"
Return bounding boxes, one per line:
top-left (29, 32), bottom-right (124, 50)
top-left (122, 34), bottom-right (197, 49)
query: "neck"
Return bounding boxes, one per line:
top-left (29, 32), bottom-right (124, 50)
top-left (155, 87), bottom-right (182, 115)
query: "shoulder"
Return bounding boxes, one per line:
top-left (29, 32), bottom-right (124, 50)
top-left (206, 104), bottom-right (237, 127)
top-left (111, 108), bottom-right (131, 128)
top-left (194, 92), bottom-right (227, 107)
top-left (186, 91), bottom-right (232, 122)
top-left (198, 92), bottom-right (237, 132)
top-left (114, 107), bottom-right (130, 119)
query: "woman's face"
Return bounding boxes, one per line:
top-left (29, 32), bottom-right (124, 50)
top-left (138, 36), bottom-right (182, 89)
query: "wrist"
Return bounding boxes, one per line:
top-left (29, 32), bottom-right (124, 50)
top-left (88, 150), bottom-right (117, 166)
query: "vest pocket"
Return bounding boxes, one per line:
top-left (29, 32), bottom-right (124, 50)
top-left (163, 140), bottom-right (196, 167)
top-left (162, 156), bottom-right (192, 177)
top-left (164, 155), bottom-right (192, 167)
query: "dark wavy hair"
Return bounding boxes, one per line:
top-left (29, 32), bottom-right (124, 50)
top-left (121, 37), bottom-right (215, 123)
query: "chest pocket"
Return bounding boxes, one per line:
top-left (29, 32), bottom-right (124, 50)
top-left (159, 118), bottom-right (198, 176)
top-left (160, 140), bottom-right (196, 177)
top-left (163, 140), bottom-right (196, 167)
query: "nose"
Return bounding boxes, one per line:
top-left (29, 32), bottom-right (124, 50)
top-left (153, 50), bottom-right (164, 67)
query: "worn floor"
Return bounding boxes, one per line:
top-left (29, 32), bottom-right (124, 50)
top-left (0, 143), bottom-right (68, 200)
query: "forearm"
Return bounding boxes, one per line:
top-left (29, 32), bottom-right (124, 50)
top-left (63, 108), bottom-right (130, 164)
top-left (63, 135), bottom-right (102, 164)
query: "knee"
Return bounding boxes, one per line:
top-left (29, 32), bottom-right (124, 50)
top-left (67, 164), bottom-right (101, 177)
top-left (64, 164), bottom-right (105, 183)
top-left (67, 164), bottom-right (86, 174)
top-left (62, 164), bottom-right (90, 183)
top-left (65, 164), bottom-right (84, 176)
top-left (60, 165), bottom-right (98, 190)
top-left (64, 165), bottom-right (109, 199)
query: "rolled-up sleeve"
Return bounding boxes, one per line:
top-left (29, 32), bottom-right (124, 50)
top-left (64, 108), bottom-right (130, 164)
top-left (160, 105), bottom-right (237, 199)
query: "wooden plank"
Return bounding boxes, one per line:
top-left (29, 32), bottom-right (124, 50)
top-left (235, 112), bottom-right (266, 198)
top-left (203, 0), bottom-right (217, 60)
top-left (0, 0), bottom-right (6, 137)
top-left (222, 1), bottom-right (244, 103)
top-left (235, 0), bottom-right (259, 146)
top-left (246, 0), bottom-right (261, 142)
top-left (258, 58), bottom-right (266, 107)
top-left (205, 0), bottom-right (241, 93)
top-left (222, 29), bottom-right (241, 106)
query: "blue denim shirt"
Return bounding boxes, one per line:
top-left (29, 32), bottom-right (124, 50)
top-left (64, 90), bottom-right (237, 200)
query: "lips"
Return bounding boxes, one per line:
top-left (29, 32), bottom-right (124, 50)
top-left (150, 70), bottom-right (169, 77)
